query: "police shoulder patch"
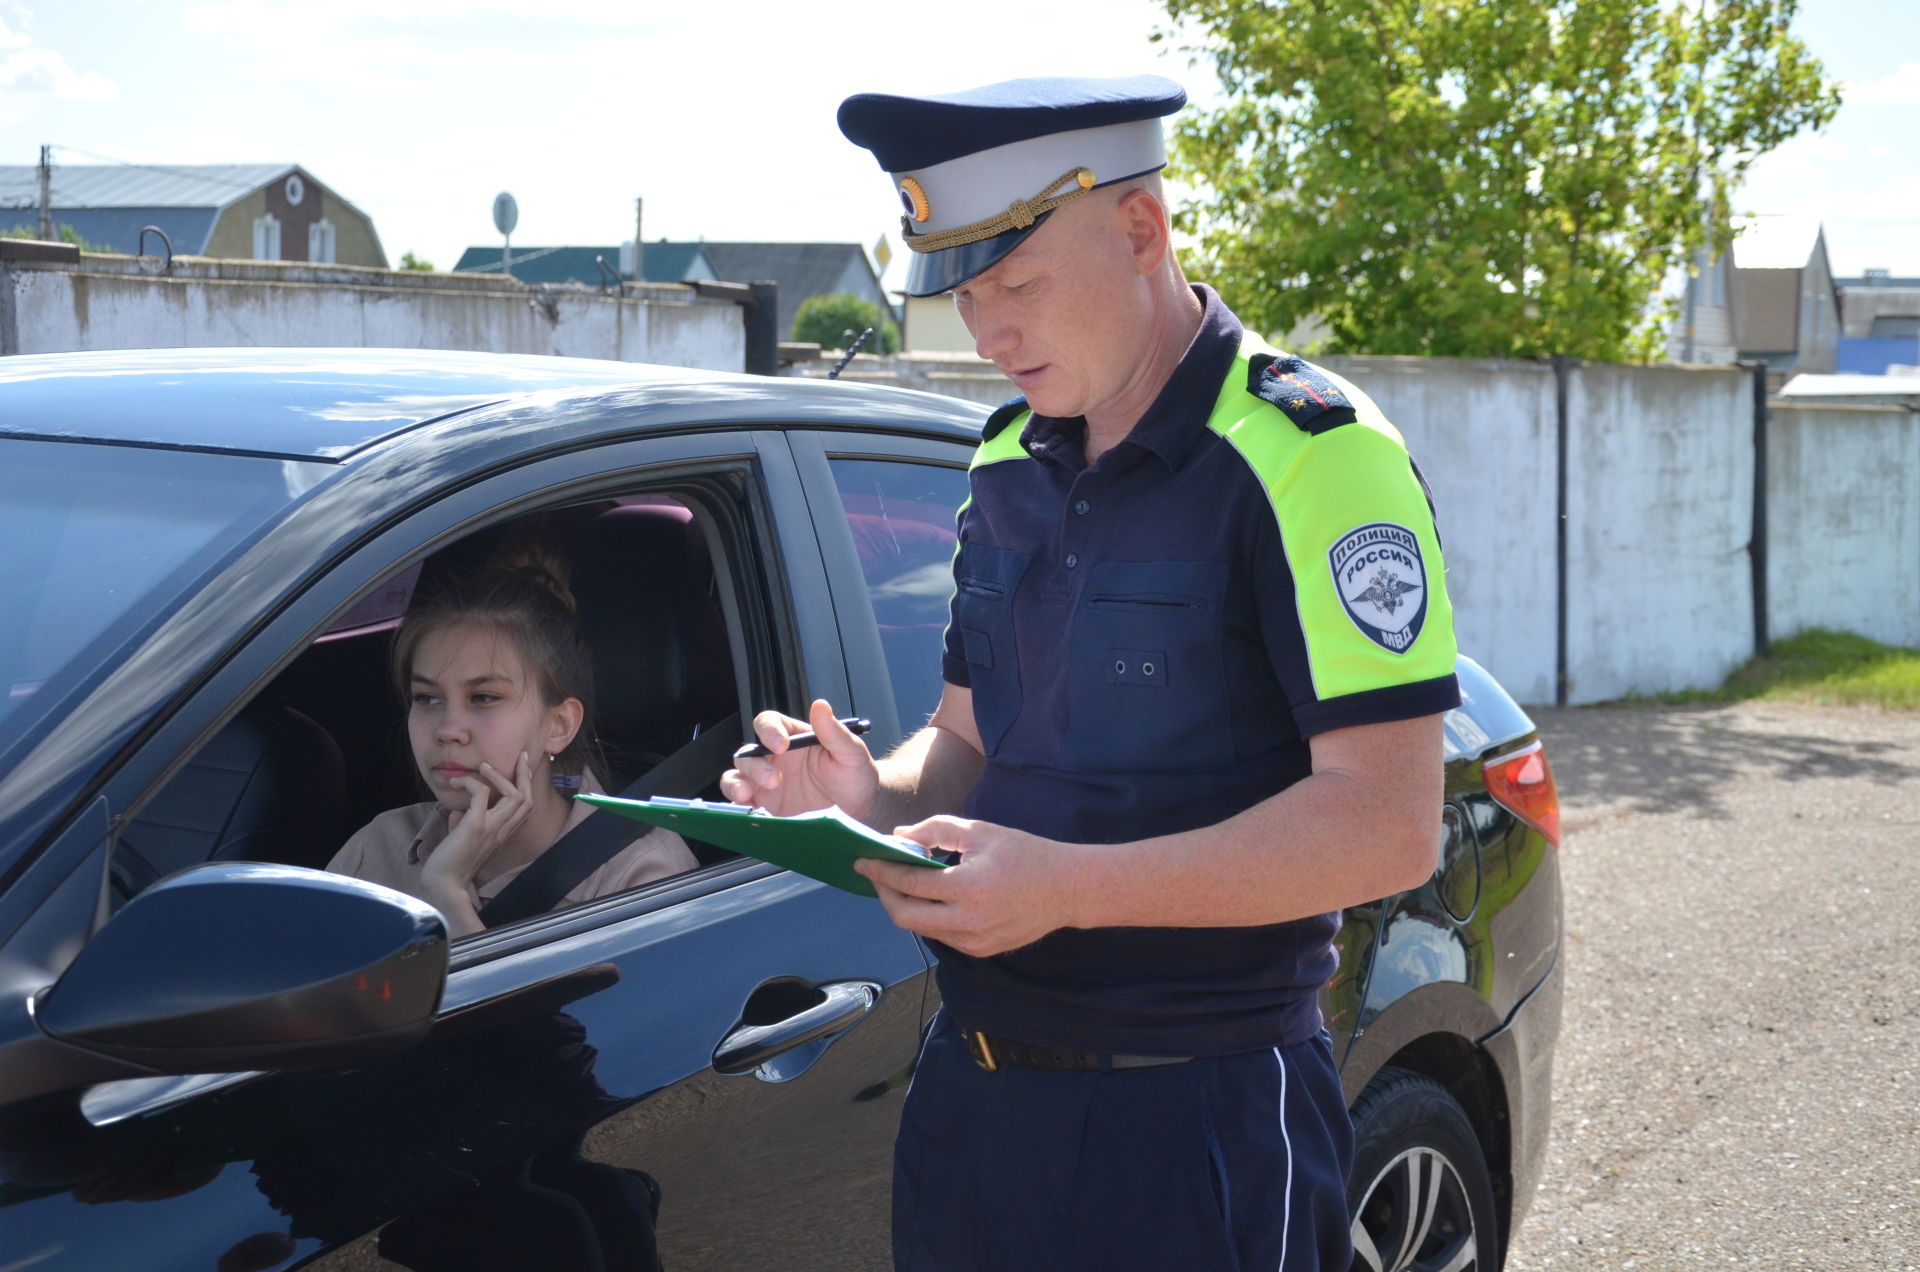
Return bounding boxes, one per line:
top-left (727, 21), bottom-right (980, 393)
top-left (982, 395), bottom-right (1030, 441)
top-left (1328, 522), bottom-right (1428, 654)
top-left (1247, 353), bottom-right (1359, 434)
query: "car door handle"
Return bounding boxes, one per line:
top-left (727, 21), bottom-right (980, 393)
top-left (712, 979), bottom-right (880, 1076)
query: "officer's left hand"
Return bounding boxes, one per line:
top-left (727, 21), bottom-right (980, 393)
top-left (854, 816), bottom-right (1077, 957)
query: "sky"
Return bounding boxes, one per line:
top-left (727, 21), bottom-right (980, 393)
top-left (2, 0), bottom-right (1916, 296)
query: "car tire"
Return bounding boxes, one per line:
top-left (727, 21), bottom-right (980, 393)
top-left (1346, 1066), bottom-right (1501, 1272)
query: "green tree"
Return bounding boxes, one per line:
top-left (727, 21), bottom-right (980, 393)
top-left (792, 293), bottom-right (900, 354)
top-left (398, 250), bottom-right (435, 271)
top-left (1157, 0), bottom-right (1841, 360)
top-left (3, 223), bottom-right (104, 251)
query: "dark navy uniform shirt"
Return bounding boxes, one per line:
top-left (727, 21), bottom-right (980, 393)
top-left (937, 285), bottom-right (1459, 1055)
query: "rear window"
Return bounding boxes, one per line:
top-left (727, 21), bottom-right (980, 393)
top-left (0, 439), bottom-right (308, 737)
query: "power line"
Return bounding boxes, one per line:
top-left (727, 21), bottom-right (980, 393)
top-left (454, 244), bottom-right (567, 274)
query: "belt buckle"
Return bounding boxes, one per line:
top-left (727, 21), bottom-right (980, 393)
top-left (962, 1029), bottom-right (999, 1073)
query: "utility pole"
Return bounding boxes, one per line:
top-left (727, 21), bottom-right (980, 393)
top-left (633, 197), bottom-right (644, 284)
top-left (37, 145), bottom-right (53, 242)
top-left (1681, 251), bottom-right (1698, 362)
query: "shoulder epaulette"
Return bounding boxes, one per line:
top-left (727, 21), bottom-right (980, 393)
top-left (982, 395), bottom-right (1030, 442)
top-left (1246, 353), bottom-right (1359, 434)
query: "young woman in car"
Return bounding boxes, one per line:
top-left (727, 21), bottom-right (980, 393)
top-left (327, 543), bottom-right (696, 937)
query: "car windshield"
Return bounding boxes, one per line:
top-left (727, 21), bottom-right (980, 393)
top-left (0, 439), bottom-right (311, 739)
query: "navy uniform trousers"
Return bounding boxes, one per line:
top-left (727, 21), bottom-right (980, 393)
top-left (892, 1013), bottom-right (1354, 1271)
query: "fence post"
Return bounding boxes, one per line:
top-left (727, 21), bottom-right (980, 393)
top-left (744, 281), bottom-right (779, 377)
top-left (1748, 361), bottom-right (1770, 658)
top-left (692, 279), bottom-right (781, 376)
top-left (1553, 354), bottom-right (1571, 707)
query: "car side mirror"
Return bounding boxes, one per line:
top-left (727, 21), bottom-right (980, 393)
top-left (35, 863), bottom-right (447, 1076)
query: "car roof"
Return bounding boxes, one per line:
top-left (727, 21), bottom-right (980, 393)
top-left (0, 347), bottom-right (734, 460)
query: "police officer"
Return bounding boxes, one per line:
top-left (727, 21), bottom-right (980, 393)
top-left (722, 75), bottom-right (1459, 1272)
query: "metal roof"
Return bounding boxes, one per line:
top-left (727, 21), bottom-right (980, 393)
top-left (698, 242), bottom-right (889, 337)
top-left (1778, 372), bottom-right (1920, 401)
top-left (452, 242), bottom-right (715, 285)
top-left (1838, 275), bottom-right (1920, 290)
top-left (0, 163), bottom-right (292, 211)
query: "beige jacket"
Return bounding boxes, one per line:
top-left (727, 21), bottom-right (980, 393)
top-left (327, 781), bottom-right (698, 921)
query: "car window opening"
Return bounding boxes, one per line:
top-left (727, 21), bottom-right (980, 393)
top-left (107, 489), bottom-right (757, 931)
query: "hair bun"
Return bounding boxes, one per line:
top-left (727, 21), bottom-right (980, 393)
top-left (487, 541), bottom-right (578, 616)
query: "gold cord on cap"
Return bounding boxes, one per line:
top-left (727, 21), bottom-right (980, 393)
top-left (903, 167), bottom-right (1097, 253)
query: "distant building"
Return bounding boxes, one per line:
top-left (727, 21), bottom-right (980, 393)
top-left (1777, 370), bottom-right (1920, 408)
top-left (1663, 243), bottom-right (1741, 364)
top-left (448, 240), bottom-right (889, 345)
top-left (1730, 218), bottom-right (1840, 376)
top-left (693, 242), bottom-right (891, 343)
top-left (899, 291), bottom-right (975, 354)
top-left (453, 240), bottom-right (719, 286)
top-left (1834, 270), bottom-right (1920, 374)
top-left (0, 163), bottom-right (386, 267)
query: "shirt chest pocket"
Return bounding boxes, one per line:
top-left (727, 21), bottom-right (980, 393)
top-left (1067, 561), bottom-right (1233, 773)
top-left (952, 541), bottom-right (1031, 756)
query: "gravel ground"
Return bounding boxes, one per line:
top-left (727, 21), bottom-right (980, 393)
top-left (1502, 700), bottom-right (1920, 1271)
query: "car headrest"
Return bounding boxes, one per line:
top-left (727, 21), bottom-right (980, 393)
top-left (569, 505), bottom-right (734, 773)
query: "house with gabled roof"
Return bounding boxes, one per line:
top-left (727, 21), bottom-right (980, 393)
top-left (694, 242), bottom-right (892, 342)
top-left (1834, 269), bottom-right (1920, 374)
top-left (0, 163), bottom-right (386, 267)
top-left (1663, 242), bottom-right (1741, 364)
top-left (451, 237), bottom-right (891, 342)
top-left (1731, 217), bottom-right (1840, 377)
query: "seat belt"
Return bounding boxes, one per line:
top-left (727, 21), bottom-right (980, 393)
top-left (481, 713), bottom-right (740, 927)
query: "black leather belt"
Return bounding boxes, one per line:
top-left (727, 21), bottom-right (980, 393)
top-left (960, 1028), bottom-right (1195, 1074)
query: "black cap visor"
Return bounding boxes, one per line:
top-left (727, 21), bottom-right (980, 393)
top-left (903, 216), bottom-right (1050, 297)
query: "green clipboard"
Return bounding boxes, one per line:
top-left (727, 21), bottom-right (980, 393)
top-left (573, 794), bottom-right (951, 898)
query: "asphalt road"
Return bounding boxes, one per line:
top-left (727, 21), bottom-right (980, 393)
top-left (1502, 700), bottom-right (1920, 1271)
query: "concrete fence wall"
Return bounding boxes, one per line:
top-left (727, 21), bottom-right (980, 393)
top-left (830, 350), bottom-right (1919, 705)
top-left (1562, 364), bottom-right (1759, 703)
top-left (1324, 360), bottom-right (1759, 705)
top-left (1318, 356), bottom-right (1562, 705)
top-left (1767, 403), bottom-right (1920, 649)
top-left (0, 254), bottom-right (745, 370)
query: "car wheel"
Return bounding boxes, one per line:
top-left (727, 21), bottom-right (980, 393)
top-left (1347, 1067), bottom-right (1500, 1272)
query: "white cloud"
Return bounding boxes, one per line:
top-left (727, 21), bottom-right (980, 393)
top-left (252, 52), bottom-right (429, 96)
top-left (1848, 61), bottom-right (1920, 105)
top-left (1839, 174), bottom-right (1920, 225)
top-left (179, 1), bottom-right (668, 97)
top-left (0, 8), bottom-right (116, 102)
top-left (0, 45), bottom-right (117, 100)
top-left (181, 0), bottom-right (677, 45)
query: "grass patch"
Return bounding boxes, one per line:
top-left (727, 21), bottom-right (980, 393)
top-left (1644, 629), bottom-right (1920, 710)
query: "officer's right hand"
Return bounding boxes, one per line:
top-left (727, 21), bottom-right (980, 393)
top-left (720, 699), bottom-right (879, 819)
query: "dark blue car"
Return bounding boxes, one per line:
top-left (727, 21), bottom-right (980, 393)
top-left (0, 348), bottom-right (1561, 1271)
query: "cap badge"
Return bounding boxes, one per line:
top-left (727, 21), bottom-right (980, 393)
top-left (899, 176), bottom-right (931, 223)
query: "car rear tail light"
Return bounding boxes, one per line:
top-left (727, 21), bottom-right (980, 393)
top-left (1483, 740), bottom-right (1560, 847)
